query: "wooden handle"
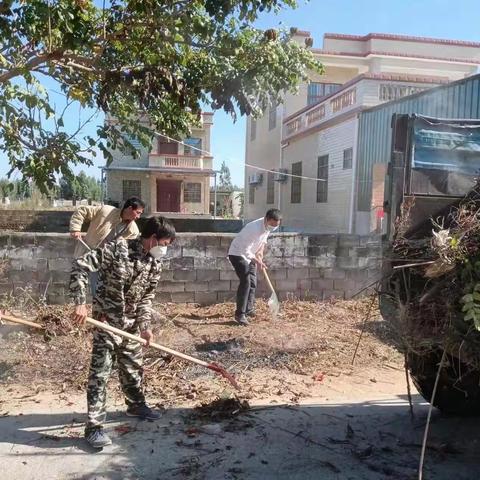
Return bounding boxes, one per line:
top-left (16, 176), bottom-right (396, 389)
top-left (262, 269), bottom-right (276, 295)
top-left (0, 313), bottom-right (44, 330)
top-left (77, 237), bottom-right (91, 251)
top-left (85, 317), bottom-right (211, 368)
top-left (1, 313), bottom-right (237, 385)
top-left (1, 312), bottom-right (211, 368)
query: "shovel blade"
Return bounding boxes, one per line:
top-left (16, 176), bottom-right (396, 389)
top-left (267, 292), bottom-right (280, 319)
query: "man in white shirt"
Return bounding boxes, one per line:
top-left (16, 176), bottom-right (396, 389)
top-left (228, 209), bottom-right (282, 325)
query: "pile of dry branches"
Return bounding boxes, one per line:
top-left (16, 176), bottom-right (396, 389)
top-left (386, 188), bottom-right (480, 369)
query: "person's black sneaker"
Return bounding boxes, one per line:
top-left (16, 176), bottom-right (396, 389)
top-left (126, 403), bottom-right (161, 420)
top-left (234, 315), bottom-right (249, 326)
top-left (85, 427), bottom-right (112, 449)
top-left (245, 311), bottom-right (256, 318)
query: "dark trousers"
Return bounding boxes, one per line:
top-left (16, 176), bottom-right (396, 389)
top-left (228, 255), bottom-right (257, 317)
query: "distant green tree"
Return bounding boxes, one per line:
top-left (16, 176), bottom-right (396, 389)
top-left (0, 178), bottom-right (12, 199)
top-left (11, 180), bottom-right (31, 199)
top-left (60, 171), bottom-right (101, 200)
top-left (219, 161), bottom-right (233, 190)
top-left (236, 191), bottom-right (245, 217)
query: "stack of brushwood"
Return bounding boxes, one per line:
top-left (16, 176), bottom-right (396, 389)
top-left (384, 185), bottom-right (480, 414)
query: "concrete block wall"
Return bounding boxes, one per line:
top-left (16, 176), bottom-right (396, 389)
top-left (0, 232), bottom-right (381, 305)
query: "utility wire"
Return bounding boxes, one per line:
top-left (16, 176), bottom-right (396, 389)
top-left (153, 131), bottom-right (327, 182)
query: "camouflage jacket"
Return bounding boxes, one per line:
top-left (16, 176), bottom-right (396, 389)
top-left (69, 238), bottom-right (162, 331)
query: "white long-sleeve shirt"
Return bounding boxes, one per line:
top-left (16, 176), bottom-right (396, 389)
top-left (228, 217), bottom-right (270, 261)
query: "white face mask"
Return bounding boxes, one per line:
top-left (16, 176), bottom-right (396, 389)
top-left (149, 245), bottom-right (168, 259)
top-left (265, 224), bottom-right (277, 232)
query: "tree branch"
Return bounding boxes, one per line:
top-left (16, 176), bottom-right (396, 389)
top-left (0, 50), bottom-right (64, 83)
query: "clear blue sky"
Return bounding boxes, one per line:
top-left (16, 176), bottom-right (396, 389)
top-left (2, 0), bottom-right (479, 186)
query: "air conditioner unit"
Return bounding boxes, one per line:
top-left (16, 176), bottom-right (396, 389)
top-left (248, 173), bottom-right (264, 185)
top-left (274, 168), bottom-right (288, 183)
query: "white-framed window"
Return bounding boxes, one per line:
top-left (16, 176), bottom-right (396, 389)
top-left (184, 182), bottom-right (202, 203)
top-left (343, 148), bottom-right (353, 169)
top-left (317, 155), bottom-right (328, 203)
top-left (291, 162), bottom-right (302, 204)
top-left (266, 171), bottom-right (275, 204)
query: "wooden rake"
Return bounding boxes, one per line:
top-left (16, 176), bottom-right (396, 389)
top-left (0, 312), bottom-right (240, 390)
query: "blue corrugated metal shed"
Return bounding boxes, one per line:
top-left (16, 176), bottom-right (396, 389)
top-left (357, 73), bottom-right (480, 211)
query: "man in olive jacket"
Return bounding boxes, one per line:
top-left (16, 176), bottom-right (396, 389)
top-left (69, 197), bottom-right (145, 294)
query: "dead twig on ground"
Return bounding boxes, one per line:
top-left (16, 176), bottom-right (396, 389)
top-left (418, 349), bottom-right (446, 480)
top-left (351, 294), bottom-right (377, 366)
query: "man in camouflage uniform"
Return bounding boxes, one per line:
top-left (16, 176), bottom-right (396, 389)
top-left (70, 216), bottom-right (176, 449)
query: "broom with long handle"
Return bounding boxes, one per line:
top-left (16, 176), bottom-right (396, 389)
top-left (0, 312), bottom-right (240, 390)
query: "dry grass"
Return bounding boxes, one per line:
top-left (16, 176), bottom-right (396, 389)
top-left (0, 298), bottom-right (401, 406)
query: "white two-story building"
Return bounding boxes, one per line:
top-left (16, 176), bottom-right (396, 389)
top-left (245, 32), bottom-right (480, 233)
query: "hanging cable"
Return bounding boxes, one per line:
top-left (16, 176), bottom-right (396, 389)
top-left (152, 131), bottom-right (327, 182)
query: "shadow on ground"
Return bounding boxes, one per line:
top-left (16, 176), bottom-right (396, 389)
top-left (1, 394), bottom-right (480, 480)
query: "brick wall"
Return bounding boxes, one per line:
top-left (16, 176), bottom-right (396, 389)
top-left (0, 232), bottom-right (381, 305)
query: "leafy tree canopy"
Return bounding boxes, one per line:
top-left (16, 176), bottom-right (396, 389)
top-left (0, 0), bottom-right (322, 192)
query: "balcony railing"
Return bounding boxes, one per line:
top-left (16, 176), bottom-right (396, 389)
top-left (306, 104), bottom-right (325, 125)
top-left (283, 86), bottom-right (359, 141)
top-left (283, 77), bottom-right (440, 142)
top-left (149, 154), bottom-right (212, 170)
top-left (286, 118), bottom-right (302, 136)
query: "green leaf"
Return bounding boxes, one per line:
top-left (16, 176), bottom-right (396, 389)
top-left (462, 302), bottom-right (475, 312)
top-left (461, 294), bottom-right (474, 304)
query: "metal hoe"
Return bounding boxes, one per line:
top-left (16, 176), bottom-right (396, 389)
top-left (262, 269), bottom-right (280, 319)
top-left (0, 312), bottom-right (240, 390)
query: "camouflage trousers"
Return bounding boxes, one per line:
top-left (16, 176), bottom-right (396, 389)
top-left (86, 329), bottom-right (145, 431)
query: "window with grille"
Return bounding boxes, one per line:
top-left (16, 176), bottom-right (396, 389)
top-left (317, 155), bottom-right (329, 203)
top-left (184, 182), bottom-right (202, 203)
top-left (157, 136), bottom-right (178, 154)
top-left (122, 180), bottom-right (141, 200)
top-left (268, 101), bottom-right (277, 130)
top-left (291, 162), bottom-right (302, 204)
top-left (249, 184), bottom-right (255, 204)
top-left (250, 118), bottom-right (257, 141)
top-left (267, 171), bottom-right (275, 204)
top-left (343, 148), bottom-right (353, 169)
top-left (307, 83), bottom-right (342, 105)
top-left (183, 138), bottom-right (202, 156)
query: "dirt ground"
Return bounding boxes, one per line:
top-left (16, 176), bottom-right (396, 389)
top-left (1, 299), bottom-right (480, 479)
